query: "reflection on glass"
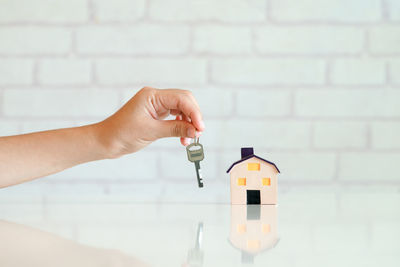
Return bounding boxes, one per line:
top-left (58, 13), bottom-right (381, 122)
top-left (183, 222), bottom-right (204, 267)
top-left (0, 220), bottom-right (149, 267)
top-left (229, 205), bottom-right (279, 264)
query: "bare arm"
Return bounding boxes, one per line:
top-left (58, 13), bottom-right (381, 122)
top-left (0, 87), bottom-right (205, 188)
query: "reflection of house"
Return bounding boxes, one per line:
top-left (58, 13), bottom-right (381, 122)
top-left (227, 148), bottom-right (280, 205)
top-left (229, 205), bottom-right (278, 264)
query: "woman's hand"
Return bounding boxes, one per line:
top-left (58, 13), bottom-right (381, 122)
top-left (0, 87), bottom-right (205, 187)
top-left (95, 87), bottom-right (205, 158)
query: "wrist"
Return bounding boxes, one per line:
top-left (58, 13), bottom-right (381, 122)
top-left (88, 122), bottom-right (124, 160)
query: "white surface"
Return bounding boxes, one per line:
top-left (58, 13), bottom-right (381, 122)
top-left (1, 187), bottom-right (399, 267)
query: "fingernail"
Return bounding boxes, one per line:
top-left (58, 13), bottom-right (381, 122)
top-left (195, 131), bottom-right (202, 138)
top-left (199, 120), bottom-right (205, 130)
top-left (187, 128), bottom-right (195, 138)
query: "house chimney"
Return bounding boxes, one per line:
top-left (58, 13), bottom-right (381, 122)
top-left (241, 147), bottom-right (254, 159)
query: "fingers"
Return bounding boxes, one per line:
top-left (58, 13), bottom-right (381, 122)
top-left (155, 119), bottom-right (197, 140)
top-left (155, 89), bottom-right (205, 133)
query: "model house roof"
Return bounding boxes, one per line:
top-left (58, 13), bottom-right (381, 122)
top-left (226, 147), bottom-right (280, 173)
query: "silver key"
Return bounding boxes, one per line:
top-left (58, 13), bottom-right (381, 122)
top-left (186, 137), bottom-right (204, 188)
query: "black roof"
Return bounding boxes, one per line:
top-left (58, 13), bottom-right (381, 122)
top-left (226, 154), bottom-right (280, 173)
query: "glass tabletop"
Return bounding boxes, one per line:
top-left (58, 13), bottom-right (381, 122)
top-left (0, 189), bottom-right (399, 267)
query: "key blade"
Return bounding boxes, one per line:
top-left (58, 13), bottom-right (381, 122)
top-left (195, 161), bottom-right (204, 188)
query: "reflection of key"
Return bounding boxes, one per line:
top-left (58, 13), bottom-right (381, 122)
top-left (186, 137), bottom-right (204, 188)
top-left (186, 222), bottom-right (204, 266)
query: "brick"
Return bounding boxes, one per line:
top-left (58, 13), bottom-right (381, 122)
top-left (93, 0), bottom-right (145, 21)
top-left (331, 59), bottom-right (386, 85)
top-left (369, 26), bottom-right (400, 54)
top-left (3, 89), bottom-right (119, 117)
top-left (270, 0), bottom-right (381, 22)
top-left (96, 58), bottom-right (207, 85)
top-left (0, 59), bottom-right (33, 85)
top-left (0, 121), bottom-right (19, 136)
top-left (255, 26), bottom-right (364, 55)
top-left (77, 25), bottom-right (189, 55)
top-left (211, 59), bottom-right (325, 85)
top-left (339, 153), bottom-right (400, 181)
top-left (387, 0), bottom-right (400, 21)
top-left (0, 0), bottom-right (88, 23)
top-left (262, 152), bottom-right (336, 181)
top-left (390, 60), bottom-right (400, 84)
top-left (0, 27), bottom-right (71, 55)
top-left (38, 59), bottom-right (91, 85)
top-left (193, 25), bottom-right (252, 54)
top-left (295, 89), bottom-right (400, 117)
top-left (149, 0), bottom-right (267, 22)
top-left (201, 120), bottom-right (311, 149)
top-left (50, 152), bottom-right (157, 180)
top-left (371, 122), bottom-right (400, 149)
top-left (313, 122), bottom-right (367, 149)
top-left (193, 88), bottom-right (234, 117)
top-left (236, 90), bottom-right (291, 117)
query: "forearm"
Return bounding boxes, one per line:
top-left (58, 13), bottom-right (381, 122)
top-left (0, 124), bottom-right (109, 188)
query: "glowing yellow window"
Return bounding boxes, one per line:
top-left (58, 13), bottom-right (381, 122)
top-left (247, 240), bottom-right (261, 250)
top-left (237, 224), bottom-right (246, 234)
top-left (247, 163), bottom-right (260, 171)
top-left (262, 224), bottom-right (271, 234)
top-left (262, 178), bottom-right (271, 186)
top-left (237, 178), bottom-right (246, 186)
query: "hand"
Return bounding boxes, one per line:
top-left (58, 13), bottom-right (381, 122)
top-left (95, 87), bottom-right (205, 158)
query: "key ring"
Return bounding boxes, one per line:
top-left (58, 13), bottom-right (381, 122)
top-left (191, 132), bottom-right (199, 145)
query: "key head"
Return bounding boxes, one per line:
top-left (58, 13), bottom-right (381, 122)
top-left (186, 143), bottom-right (204, 162)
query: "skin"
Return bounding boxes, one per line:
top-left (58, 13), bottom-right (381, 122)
top-left (0, 87), bottom-right (205, 188)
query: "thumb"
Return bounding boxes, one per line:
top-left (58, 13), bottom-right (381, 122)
top-left (155, 120), bottom-right (196, 139)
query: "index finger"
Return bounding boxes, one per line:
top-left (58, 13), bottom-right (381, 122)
top-left (155, 89), bottom-right (205, 132)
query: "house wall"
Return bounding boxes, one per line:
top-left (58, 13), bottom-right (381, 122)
top-left (230, 157), bottom-right (278, 205)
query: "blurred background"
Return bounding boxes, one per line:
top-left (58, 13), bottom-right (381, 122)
top-left (1, 0), bottom-right (400, 201)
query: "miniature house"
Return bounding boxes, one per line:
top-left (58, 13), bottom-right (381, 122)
top-left (229, 205), bottom-right (278, 264)
top-left (227, 148), bottom-right (280, 205)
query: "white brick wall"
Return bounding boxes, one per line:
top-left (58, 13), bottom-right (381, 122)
top-left (38, 59), bottom-right (92, 85)
top-left (149, 0), bottom-right (267, 22)
top-left (236, 90), bottom-right (291, 117)
top-left (269, 0), bottom-right (381, 22)
top-left (331, 59), bottom-right (386, 85)
top-left (93, 0), bottom-right (145, 22)
top-left (76, 25), bottom-right (190, 55)
top-left (193, 25), bottom-right (252, 55)
top-left (211, 59), bottom-right (325, 85)
top-left (0, 27), bottom-right (71, 55)
top-left (0, 0), bottom-right (399, 194)
top-left (313, 122), bottom-right (367, 149)
top-left (369, 26), bottom-right (400, 54)
top-left (3, 89), bottom-right (119, 117)
top-left (0, 59), bottom-right (33, 85)
top-left (371, 122), bottom-right (400, 149)
top-left (295, 90), bottom-right (400, 117)
top-left (390, 60), bottom-right (400, 84)
top-left (386, 0), bottom-right (400, 21)
top-left (96, 58), bottom-right (207, 86)
top-left (0, 0), bottom-right (88, 23)
top-left (255, 26), bottom-right (364, 55)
